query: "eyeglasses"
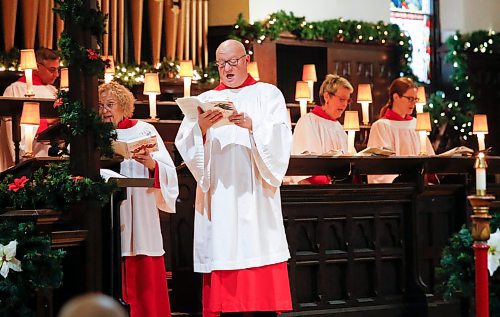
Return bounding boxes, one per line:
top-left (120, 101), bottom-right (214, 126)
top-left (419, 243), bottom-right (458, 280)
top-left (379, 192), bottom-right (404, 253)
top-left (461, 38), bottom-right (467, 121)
top-left (98, 102), bottom-right (116, 111)
top-left (215, 55), bottom-right (247, 68)
top-left (37, 62), bottom-right (59, 74)
top-left (401, 95), bottom-right (420, 103)
top-left (331, 93), bottom-right (352, 104)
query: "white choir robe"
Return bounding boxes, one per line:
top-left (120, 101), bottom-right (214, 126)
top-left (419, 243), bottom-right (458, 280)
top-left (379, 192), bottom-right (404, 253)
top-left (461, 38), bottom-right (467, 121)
top-left (175, 82), bottom-right (292, 273)
top-left (367, 118), bottom-right (435, 183)
top-left (117, 120), bottom-right (179, 256)
top-left (289, 112), bottom-right (349, 183)
top-left (1, 81), bottom-right (57, 170)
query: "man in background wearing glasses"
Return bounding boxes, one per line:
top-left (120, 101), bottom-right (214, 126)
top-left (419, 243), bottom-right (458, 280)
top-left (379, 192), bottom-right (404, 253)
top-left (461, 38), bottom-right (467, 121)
top-left (1, 47), bottom-right (60, 171)
top-left (176, 39), bottom-right (293, 316)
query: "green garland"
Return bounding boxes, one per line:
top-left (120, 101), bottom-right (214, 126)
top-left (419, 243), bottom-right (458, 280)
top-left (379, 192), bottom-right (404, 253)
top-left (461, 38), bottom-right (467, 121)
top-left (0, 162), bottom-right (115, 212)
top-left (425, 30), bottom-right (500, 142)
top-left (54, 90), bottom-right (117, 157)
top-left (0, 221), bottom-right (65, 316)
top-left (52, 0), bottom-right (116, 156)
top-left (113, 58), bottom-right (219, 88)
top-left (436, 212), bottom-right (500, 316)
top-left (0, 48), bottom-right (20, 71)
top-left (229, 10), bottom-right (414, 78)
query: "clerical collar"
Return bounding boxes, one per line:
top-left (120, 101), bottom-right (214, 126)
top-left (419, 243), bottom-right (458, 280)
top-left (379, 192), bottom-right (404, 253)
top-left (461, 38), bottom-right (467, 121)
top-left (17, 74), bottom-right (44, 86)
top-left (213, 74), bottom-right (257, 91)
top-left (311, 105), bottom-right (337, 121)
top-left (117, 117), bottom-right (138, 129)
top-left (383, 108), bottom-right (413, 121)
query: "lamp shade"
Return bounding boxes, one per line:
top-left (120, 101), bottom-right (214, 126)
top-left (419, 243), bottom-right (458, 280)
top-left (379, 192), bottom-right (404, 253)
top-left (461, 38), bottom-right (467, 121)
top-left (343, 111), bottom-right (360, 131)
top-left (247, 61), bottom-right (260, 81)
top-left (102, 55), bottom-right (115, 73)
top-left (302, 64), bottom-right (317, 82)
top-left (60, 68), bottom-right (69, 89)
top-left (295, 81), bottom-right (310, 101)
top-left (473, 114), bottom-right (488, 134)
top-left (20, 102), bottom-right (40, 125)
top-left (416, 112), bottom-right (431, 131)
top-left (357, 84), bottom-right (372, 102)
top-left (20, 49), bottom-right (38, 70)
top-left (417, 86), bottom-right (427, 104)
top-left (179, 60), bottom-right (194, 77)
top-left (143, 73), bottom-right (161, 94)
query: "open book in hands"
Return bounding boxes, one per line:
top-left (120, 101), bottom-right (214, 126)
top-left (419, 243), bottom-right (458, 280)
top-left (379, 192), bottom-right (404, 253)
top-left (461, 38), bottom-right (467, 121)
top-left (355, 146), bottom-right (396, 157)
top-left (437, 146), bottom-right (474, 157)
top-left (175, 97), bottom-right (236, 128)
top-left (112, 135), bottom-right (159, 159)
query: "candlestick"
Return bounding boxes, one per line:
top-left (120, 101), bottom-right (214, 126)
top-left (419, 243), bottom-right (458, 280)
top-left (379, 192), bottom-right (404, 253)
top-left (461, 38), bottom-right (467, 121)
top-left (295, 81), bottom-right (310, 117)
top-left (20, 49), bottom-right (37, 97)
top-left (357, 84), bottom-right (372, 125)
top-left (179, 60), bottom-right (193, 97)
top-left (143, 73), bottom-right (161, 120)
top-left (299, 100), bottom-right (307, 117)
top-left (419, 131), bottom-right (427, 155)
top-left (343, 111), bottom-right (359, 155)
top-left (415, 86), bottom-right (426, 114)
top-left (60, 68), bottom-right (69, 91)
top-left (473, 114), bottom-right (488, 152)
top-left (148, 94), bottom-right (157, 120)
top-left (360, 102), bottom-right (370, 125)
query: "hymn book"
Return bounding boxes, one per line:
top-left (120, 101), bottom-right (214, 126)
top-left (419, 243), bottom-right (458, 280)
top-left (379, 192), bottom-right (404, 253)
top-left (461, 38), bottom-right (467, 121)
top-left (355, 147), bottom-right (396, 157)
top-left (112, 135), bottom-right (159, 159)
top-left (176, 97), bottom-right (236, 128)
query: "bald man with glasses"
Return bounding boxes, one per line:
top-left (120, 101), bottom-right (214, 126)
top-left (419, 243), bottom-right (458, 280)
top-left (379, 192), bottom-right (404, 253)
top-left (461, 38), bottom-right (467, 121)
top-left (1, 47), bottom-right (60, 171)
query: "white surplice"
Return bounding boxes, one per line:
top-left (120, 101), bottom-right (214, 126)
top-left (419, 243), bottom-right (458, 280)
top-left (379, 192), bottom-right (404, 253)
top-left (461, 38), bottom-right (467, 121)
top-left (289, 112), bottom-right (348, 183)
top-left (367, 118), bottom-right (435, 183)
top-left (1, 81), bottom-right (57, 171)
top-left (175, 82), bottom-right (292, 273)
top-left (117, 120), bottom-right (179, 256)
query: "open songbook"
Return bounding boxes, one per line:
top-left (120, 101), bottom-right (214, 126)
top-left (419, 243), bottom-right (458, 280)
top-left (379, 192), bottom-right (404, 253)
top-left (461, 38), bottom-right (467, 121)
top-left (355, 147), bottom-right (396, 157)
top-left (297, 149), bottom-right (344, 157)
top-left (112, 135), bottom-right (159, 159)
top-left (175, 97), bottom-right (236, 128)
top-left (437, 146), bottom-right (474, 157)
top-left (100, 168), bottom-right (126, 182)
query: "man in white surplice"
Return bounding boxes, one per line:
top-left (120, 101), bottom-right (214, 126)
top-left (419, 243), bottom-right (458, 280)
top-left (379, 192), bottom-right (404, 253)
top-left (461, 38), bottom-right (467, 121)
top-left (175, 40), bottom-right (293, 316)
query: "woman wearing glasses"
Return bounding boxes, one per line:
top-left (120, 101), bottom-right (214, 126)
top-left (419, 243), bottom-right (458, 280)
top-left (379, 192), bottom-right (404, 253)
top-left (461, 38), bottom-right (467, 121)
top-left (290, 74), bottom-right (354, 184)
top-left (99, 82), bottom-right (179, 317)
top-left (367, 77), bottom-right (435, 183)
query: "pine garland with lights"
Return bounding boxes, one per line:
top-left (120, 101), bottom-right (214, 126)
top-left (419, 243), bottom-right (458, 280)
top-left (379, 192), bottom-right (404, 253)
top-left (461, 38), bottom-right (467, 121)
top-left (436, 212), bottom-right (500, 316)
top-left (229, 10), bottom-right (415, 78)
top-left (0, 221), bottom-right (65, 317)
top-left (0, 48), bottom-right (20, 71)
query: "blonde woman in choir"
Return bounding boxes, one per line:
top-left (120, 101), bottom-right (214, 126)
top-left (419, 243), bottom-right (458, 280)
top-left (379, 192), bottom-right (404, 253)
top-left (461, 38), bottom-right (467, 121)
top-left (367, 77), bottom-right (434, 183)
top-left (98, 82), bottom-right (179, 317)
top-left (291, 74), bottom-right (354, 184)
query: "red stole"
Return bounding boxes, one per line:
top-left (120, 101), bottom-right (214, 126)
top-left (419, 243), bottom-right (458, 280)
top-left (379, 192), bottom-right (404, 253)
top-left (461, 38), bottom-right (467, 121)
top-left (311, 106), bottom-right (337, 121)
top-left (383, 108), bottom-right (413, 121)
top-left (117, 117), bottom-right (138, 129)
top-left (213, 74), bottom-right (257, 90)
top-left (17, 74), bottom-right (44, 86)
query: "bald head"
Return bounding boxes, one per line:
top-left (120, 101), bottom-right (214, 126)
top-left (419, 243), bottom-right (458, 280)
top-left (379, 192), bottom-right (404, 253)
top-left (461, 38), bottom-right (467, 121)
top-left (58, 294), bottom-right (127, 317)
top-left (216, 39), bottom-right (246, 57)
top-left (215, 40), bottom-right (250, 87)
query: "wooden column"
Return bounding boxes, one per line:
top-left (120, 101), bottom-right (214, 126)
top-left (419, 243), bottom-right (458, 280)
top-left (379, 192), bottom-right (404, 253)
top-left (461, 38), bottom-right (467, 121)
top-left (165, 0), bottom-right (179, 60)
top-left (118, 0), bottom-right (124, 62)
top-left (65, 0), bottom-right (103, 292)
top-left (202, 0), bottom-right (208, 67)
top-left (2, 0), bottom-right (18, 51)
top-left (37, 0), bottom-right (54, 48)
top-left (55, 1), bottom-right (64, 43)
top-left (101, 0), bottom-right (110, 55)
top-left (190, 0), bottom-right (196, 65)
top-left (110, 0), bottom-right (118, 61)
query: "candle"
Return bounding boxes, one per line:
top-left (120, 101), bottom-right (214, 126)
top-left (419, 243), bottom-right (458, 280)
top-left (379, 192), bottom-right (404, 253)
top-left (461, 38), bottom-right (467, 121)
top-left (419, 131), bottom-right (427, 155)
top-left (144, 73), bottom-right (161, 120)
top-left (295, 81), bottom-right (310, 117)
top-left (179, 60), bottom-right (193, 97)
top-left (343, 111), bottom-right (359, 155)
top-left (475, 152), bottom-right (487, 195)
top-left (357, 84), bottom-right (372, 125)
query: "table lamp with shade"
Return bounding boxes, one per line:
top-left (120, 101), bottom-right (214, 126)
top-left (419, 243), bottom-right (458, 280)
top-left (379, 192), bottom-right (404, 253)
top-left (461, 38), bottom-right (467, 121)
top-left (302, 64), bottom-right (317, 103)
top-left (343, 110), bottom-right (360, 155)
top-left (416, 86), bottom-right (427, 114)
top-left (20, 49), bottom-right (38, 97)
top-left (103, 55), bottom-right (115, 84)
top-left (356, 84), bottom-right (372, 125)
top-left (179, 60), bottom-right (193, 97)
top-left (60, 67), bottom-right (69, 91)
top-left (295, 81), bottom-right (310, 117)
top-left (416, 112), bottom-right (432, 155)
top-left (473, 114), bottom-right (488, 151)
top-left (144, 73), bottom-right (161, 120)
top-left (247, 61), bottom-right (260, 81)
top-left (20, 102), bottom-right (40, 157)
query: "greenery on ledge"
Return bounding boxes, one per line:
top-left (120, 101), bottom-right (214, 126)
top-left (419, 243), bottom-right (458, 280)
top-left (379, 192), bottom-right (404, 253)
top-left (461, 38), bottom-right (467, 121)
top-left (437, 212), bottom-right (500, 316)
top-left (229, 10), bottom-right (415, 78)
top-left (0, 221), bottom-right (65, 316)
top-left (0, 162), bottom-right (115, 212)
